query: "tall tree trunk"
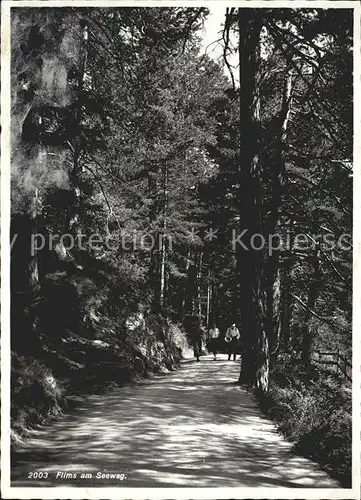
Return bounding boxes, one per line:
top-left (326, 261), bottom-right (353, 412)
top-left (280, 260), bottom-right (293, 347)
top-left (196, 252), bottom-right (203, 320)
top-left (206, 268), bottom-right (212, 330)
top-left (29, 186), bottom-right (41, 289)
top-left (279, 220), bottom-right (296, 350)
top-left (211, 282), bottom-right (219, 329)
top-left (67, 21), bottom-right (89, 233)
top-left (265, 68), bottom-right (294, 366)
top-left (236, 9), bottom-right (269, 392)
top-left (266, 264), bottom-right (281, 366)
top-left (148, 164), bottom-right (165, 312)
top-left (182, 248), bottom-right (191, 318)
top-left (148, 169), bottom-right (160, 309)
top-left (184, 254), bottom-right (197, 316)
top-left (183, 251), bottom-right (202, 319)
top-left (159, 232), bottom-right (167, 310)
top-left (301, 251), bottom-right (321, 365)
top-left (11, 10), bottom-right (80, 352)
top-left (159, 163), bottom-right (169, 311)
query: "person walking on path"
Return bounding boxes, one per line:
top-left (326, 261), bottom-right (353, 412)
top-left (208, 323), bottom-right (220, 360)
top-left (190, 322), bottom-right (203, 362)
top-left (225, 322), bottom-right (240, 361)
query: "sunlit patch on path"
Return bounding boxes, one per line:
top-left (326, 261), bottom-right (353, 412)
top-left (11, 356), bottom-right (340, 488)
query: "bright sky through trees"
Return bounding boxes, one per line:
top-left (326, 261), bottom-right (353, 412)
top-left (200, 7), bottom-right (239, 84)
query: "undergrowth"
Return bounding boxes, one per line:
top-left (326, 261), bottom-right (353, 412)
top-left (259, 354), bottom-right (352, 487)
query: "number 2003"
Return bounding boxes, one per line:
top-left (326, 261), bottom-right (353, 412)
top-left (28, 471), bottom-right (49, 479)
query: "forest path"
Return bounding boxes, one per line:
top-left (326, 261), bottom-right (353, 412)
top-left (11, 355), bottom-right (340, 488)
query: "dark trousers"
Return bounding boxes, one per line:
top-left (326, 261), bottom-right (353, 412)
top-left (193, 339), bottom-right (202, 360)
top-left (208, 338), bottom-right (218, 356)
top-left (227, 338), bottom-right (238, 360)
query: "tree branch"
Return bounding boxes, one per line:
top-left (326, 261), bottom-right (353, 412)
top-left (222, 8), bottom-right (236, 90)
top-left (182, 8), bottom-right (205, 54)
top-left (291, 293), bottom-right (348, 332)
top-left (267, 21), bottom-right (349, 147)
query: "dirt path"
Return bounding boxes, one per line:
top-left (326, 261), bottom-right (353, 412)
top-left (11, 355), bottom-right (340, 488)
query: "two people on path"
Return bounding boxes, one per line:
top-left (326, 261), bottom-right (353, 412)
top-left (207, 322), bottom-right (241, 361)
top-left (190, 318), bottom-right (241, 362)
top-left (225, 323), bottom-right (241, 361)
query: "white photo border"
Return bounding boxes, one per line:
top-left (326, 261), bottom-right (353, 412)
top-left (1, 1), bottom-right (360, 498)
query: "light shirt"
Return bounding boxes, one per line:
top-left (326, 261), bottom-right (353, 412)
top-left (226, 326), bottom-right (240, 339)
top-left (209, 327), bottom-right (220, 339)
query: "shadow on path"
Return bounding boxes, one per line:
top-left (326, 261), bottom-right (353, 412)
top-left (11, 356), bottom-right (340, 488)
